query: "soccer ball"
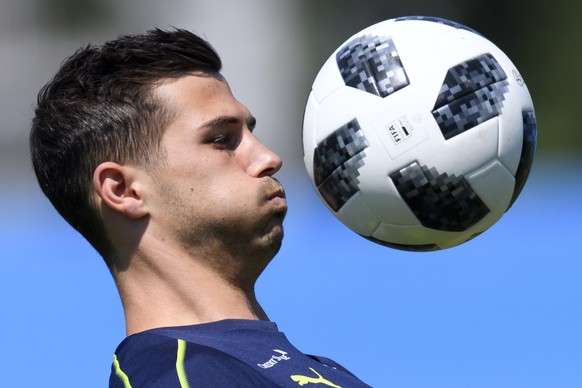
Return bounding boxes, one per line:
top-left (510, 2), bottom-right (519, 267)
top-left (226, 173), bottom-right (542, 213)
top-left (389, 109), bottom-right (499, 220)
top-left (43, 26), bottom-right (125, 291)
top-left (302, 16), bottom-right (537, 251)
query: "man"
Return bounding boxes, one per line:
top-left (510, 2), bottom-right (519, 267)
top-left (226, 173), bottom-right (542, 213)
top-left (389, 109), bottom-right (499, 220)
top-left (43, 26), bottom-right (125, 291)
top-left (31, 28), bottom-right (370, 387)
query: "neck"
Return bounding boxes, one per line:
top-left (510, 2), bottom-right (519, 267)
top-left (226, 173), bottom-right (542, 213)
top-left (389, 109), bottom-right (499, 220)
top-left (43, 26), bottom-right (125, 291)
top-left (113, 243), bottom-right (268, 336)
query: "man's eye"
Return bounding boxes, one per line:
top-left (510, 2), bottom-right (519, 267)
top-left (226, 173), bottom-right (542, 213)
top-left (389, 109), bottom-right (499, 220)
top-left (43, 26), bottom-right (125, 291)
top-left (212, 134), bottom-right (229, 144)
top-left (209, 133), bottom-right (240, 150)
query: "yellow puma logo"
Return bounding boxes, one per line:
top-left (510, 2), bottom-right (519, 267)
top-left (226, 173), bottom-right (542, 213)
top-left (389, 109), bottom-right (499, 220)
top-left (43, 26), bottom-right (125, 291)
top-left (290, 367), bottom-right (342, 388)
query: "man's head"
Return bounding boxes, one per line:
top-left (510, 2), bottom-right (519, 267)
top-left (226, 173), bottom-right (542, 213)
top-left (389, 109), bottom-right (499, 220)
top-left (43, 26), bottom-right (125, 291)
top-left (30, 29), bottom-right (223, 266)
top-left (134, 74), bottom-right (286, 285)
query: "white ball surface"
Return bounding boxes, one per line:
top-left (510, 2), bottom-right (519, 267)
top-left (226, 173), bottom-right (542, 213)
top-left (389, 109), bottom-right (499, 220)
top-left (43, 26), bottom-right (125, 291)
top-left (302, 16), bottom-right (537, 251)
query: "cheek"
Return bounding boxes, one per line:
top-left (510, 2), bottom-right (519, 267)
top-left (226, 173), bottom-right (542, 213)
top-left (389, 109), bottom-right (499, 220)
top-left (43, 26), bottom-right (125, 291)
top-left (194, 175), bottom-right (258, 208)
top-left (223, 183), bottom-right (258, 207)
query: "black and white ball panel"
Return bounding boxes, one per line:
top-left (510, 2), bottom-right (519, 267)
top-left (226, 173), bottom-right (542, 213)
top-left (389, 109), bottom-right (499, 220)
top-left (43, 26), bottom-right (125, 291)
top-left (432, 54), bottom-right (510, 140)
top-left (313, 119), bottom-right (369, 212)
top-left (336, 35), bottom-right (409, 98)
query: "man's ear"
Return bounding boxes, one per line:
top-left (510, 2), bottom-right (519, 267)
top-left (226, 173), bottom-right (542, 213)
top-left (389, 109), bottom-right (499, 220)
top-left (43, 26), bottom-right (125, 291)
top-left (93, 162), bottom-right (148, 219)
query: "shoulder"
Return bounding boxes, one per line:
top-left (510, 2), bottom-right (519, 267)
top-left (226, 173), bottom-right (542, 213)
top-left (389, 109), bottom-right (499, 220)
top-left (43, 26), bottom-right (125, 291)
top-left (308, 354), bottom-right (360, 378)
top-left (110, 332), bottom-right (276, 387)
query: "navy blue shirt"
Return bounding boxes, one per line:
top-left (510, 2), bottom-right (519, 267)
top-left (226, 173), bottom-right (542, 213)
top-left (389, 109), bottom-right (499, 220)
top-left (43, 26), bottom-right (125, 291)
top-left (110, 319), bottom-right (371, 387)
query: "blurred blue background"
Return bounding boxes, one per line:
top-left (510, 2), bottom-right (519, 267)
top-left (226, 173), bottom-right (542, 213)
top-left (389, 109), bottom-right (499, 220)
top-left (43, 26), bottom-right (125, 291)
top-left (1, 1), bottom-right (580, 387)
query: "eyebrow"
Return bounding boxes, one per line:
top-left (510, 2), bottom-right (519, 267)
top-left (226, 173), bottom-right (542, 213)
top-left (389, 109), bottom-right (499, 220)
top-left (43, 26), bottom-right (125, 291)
top-left (198, 115), bottom-right (257, 131)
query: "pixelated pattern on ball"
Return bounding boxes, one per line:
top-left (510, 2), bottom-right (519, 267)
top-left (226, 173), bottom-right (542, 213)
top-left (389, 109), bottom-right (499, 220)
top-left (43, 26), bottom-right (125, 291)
top-left (394, 16), bottom-right (481, 36)
top-left (508, 110), bottom-right (537, 210)
top-left (390, 162), bottom-right (490, 231)
top-left (336, 34), bottom-right (409, 98)
top-left (432, 54), bottom-right (510, 140)
top-left (313, 119), bottom-right (368, 212)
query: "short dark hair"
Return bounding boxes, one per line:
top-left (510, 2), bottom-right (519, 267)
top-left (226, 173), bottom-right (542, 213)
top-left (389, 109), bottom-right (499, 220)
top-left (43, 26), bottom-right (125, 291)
top-left (30, 28), bottom-right (222, 266)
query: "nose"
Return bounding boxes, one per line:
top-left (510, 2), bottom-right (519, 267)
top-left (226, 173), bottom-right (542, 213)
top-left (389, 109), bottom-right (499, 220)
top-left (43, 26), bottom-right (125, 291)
top-left (242, 130), bottom-right (283, 177)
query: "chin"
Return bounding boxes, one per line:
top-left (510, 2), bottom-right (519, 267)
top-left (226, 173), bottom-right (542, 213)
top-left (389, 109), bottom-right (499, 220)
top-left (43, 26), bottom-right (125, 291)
top-left (259, 223), bottom-right (284, 263)
top-left (263, 228), bottom-right (283, 257)
top-left (237, 236), bottom-right (283, 288)
top-left (268, 219), bottom-right (284, 245)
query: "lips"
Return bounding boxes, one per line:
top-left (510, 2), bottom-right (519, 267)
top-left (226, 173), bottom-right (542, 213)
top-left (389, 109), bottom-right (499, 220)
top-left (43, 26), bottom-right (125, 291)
top-left (265, 179), bottom-right (287, 214)
top-left (265, 178), bottom-right (286, 201)
top-left (268, 186), bottom-right (286, 201)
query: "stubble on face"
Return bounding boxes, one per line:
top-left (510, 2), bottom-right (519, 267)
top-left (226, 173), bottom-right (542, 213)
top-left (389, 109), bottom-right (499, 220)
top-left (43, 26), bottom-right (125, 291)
top-left (145, 73), bottom-right (287, 288)
top-left (152, 171), bottom-right (286, 286)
